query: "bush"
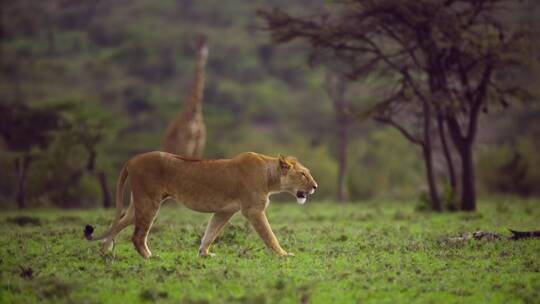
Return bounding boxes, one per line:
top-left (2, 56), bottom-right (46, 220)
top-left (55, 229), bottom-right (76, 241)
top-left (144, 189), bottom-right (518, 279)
top-left (347, 127), bottom-right (424, 201)
top-left (478, 137), bottom-right (540, 196)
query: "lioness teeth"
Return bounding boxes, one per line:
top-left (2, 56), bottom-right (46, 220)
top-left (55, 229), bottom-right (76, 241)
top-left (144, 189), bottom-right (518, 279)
top-left (296, 190), bottom-right (307, 204)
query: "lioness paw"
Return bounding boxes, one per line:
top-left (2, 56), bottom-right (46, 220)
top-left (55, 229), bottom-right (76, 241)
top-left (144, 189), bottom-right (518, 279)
top-left (198, 252), bottom-right (216, 258)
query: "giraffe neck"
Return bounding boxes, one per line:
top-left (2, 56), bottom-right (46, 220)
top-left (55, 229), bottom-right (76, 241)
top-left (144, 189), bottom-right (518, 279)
top-left (185, 46), bottom-right (208, 115)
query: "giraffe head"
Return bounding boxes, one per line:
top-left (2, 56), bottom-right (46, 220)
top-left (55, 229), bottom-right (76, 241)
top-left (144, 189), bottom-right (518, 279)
top-left (197, 35), bottom-right (209, 61)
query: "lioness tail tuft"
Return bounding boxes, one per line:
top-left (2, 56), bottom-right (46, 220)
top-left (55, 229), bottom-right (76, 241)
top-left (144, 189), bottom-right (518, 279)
top-left (84, 225), bottom-right (94, 240)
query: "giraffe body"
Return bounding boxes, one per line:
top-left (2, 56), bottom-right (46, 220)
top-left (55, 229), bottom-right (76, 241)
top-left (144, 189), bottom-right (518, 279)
top-left (163, 36), bottom-right (208, 158)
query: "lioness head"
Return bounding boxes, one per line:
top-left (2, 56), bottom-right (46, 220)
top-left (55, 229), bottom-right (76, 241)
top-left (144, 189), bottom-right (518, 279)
top-left (278, 155), bottom-right (318, 204)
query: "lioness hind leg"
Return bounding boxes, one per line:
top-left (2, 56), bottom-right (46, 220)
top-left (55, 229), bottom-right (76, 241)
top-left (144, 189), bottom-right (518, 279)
top-left (132, 198), bottom-right (160, 258)
top-left (101, 203), bottom-right (135, 254)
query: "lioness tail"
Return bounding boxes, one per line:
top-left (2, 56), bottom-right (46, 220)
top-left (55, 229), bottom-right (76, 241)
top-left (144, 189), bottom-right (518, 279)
top-left (83, 162), bottom-right (129, 241)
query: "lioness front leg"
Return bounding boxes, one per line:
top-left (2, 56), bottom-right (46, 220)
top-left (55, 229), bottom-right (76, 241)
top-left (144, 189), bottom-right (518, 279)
top-left (198, 212), bottom-right (235, 257)
top-left (242, 209), bottom-right (292, 257)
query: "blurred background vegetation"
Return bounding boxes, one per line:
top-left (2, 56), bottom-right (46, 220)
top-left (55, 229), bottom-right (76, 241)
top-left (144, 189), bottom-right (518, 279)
top-left (0, 0), bottom-right (538, 209)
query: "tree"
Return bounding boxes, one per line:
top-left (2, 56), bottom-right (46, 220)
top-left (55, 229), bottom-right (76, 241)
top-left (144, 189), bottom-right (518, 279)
top-left (44, 103), bottom-right (115, 208)
top-left (0, 103), bottom-right (65, 208)
top-left (0, 101), bottom-right (115, 208)
top-left (259, 0), bottom-right (533, 210)
top-left (369, 70), bottom-right (443, 211)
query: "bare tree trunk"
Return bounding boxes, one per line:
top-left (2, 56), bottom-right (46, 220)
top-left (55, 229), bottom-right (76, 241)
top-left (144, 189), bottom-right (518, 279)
top-left (15, 155), bottom-right (31, 209)
top-left (437, 115), bottom-right (457, 191)
top-left (458, 101), bottom-right (483, 212)
top-left (459, 143), bottom-right (476, 211)
top-left (422, 101), bottom-right (441, 211)
top-left (86, 148), bottom-right (111, 208)
top-left (372, 111), bottom-right (440, 210)
top-left (422, 144), bottom-right (441, 211)
top-left (325, 70), bottom-right (351, 203)
top-left (446, 115), bottom-right (477, 212)
top-left (97, 171), bottom-right (112, 208)
top-left (336, 116), bottom-right (350, 202)
top-left (451, 63), bottom-right (490, 212)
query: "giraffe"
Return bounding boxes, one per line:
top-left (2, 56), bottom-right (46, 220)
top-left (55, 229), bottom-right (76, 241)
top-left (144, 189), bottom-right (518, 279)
top-left (162, 35), bottom-right (208, 158)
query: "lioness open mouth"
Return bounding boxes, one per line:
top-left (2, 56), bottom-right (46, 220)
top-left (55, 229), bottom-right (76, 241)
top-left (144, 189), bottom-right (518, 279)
top-left (296, 190), bottom-right (307, 204)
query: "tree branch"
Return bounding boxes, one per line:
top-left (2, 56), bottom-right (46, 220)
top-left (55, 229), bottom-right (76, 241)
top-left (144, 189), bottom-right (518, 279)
top-left (373, 116), bottom-right (424, 146)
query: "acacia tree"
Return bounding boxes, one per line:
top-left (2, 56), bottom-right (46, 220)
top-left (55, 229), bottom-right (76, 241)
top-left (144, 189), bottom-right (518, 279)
top-left (0, 102), bottom-right (114, 208)
top-left (53, 112), bottom-right (112, 208)
top-left (259, 0), bottom-right (532, 211)
top-left (43, 104), bottom-right (115, 208)
top-left (0, 103), bottom-right (65, 208)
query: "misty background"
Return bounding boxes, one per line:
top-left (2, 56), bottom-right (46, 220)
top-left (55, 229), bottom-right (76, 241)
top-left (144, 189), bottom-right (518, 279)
top-left (1, 0), bottom-right (539, 209)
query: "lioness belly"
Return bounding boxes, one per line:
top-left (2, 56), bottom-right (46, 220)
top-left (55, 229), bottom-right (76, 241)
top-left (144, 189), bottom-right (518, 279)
top-left (176, 193), bottom-right (240, 213)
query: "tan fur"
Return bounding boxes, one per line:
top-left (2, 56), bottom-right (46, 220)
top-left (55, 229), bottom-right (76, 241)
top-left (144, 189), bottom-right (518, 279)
top-left (87, 151), bottom-right (318, 258)
top-left (163, 35), bottom-right (208, 157)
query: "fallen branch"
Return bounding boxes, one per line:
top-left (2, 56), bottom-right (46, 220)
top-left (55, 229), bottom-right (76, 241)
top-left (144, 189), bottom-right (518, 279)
top-left (446, 229), bottom-right (540, 242)
top-left (508, 229), bottom-right (540, 240)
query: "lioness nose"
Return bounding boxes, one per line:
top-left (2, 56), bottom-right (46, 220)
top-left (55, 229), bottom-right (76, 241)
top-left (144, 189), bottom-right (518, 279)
top-left (313, 185), bottom-right (317, 189)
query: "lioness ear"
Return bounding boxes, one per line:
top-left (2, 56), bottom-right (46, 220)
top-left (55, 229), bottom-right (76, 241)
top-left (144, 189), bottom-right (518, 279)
top-left (286, 156), bottom-right (298, 164)
top-left (278, 154), bottom-right (291, 171)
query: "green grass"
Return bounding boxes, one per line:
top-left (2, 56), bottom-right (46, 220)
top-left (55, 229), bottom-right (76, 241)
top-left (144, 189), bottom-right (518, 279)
top-left (1, 200), bottom-right (539, 304)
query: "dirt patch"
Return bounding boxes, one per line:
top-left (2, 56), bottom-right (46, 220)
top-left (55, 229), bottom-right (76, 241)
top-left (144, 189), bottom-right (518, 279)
top-left (19, 265), bottom-right (34, 279)
top-left (444, 231), bottom-right (503, 243)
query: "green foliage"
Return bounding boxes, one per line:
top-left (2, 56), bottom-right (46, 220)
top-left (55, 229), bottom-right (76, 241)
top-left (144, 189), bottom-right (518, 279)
top-left (442, 182), bottom-right (458, 212)
top-left (1, 200), bottom-right (539, 303)
top-left (29, 102), bottom-right (117, 207)
top-left (414, 191), bottom-right (433, 212)
top-left (0, 103), bottom-right (66, 152)
top-left (348, 127), bottom-right (424, 201)
top-left (478, 137), bottom-right (540, 197)
top-left (1, 0), bottom-right (538, 207)
top-left (1, 0), bottom-right (340, 207)
top-left (0, 101), bottom-right (117, 208)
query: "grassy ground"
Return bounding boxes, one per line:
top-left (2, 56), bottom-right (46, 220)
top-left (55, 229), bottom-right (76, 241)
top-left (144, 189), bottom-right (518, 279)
top-left (1, 199), bottom-right (539, 304)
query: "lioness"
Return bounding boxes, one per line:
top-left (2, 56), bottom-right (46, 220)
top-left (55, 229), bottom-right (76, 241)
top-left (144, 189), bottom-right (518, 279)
top-left (84, 151), bottom-right (317, 258)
